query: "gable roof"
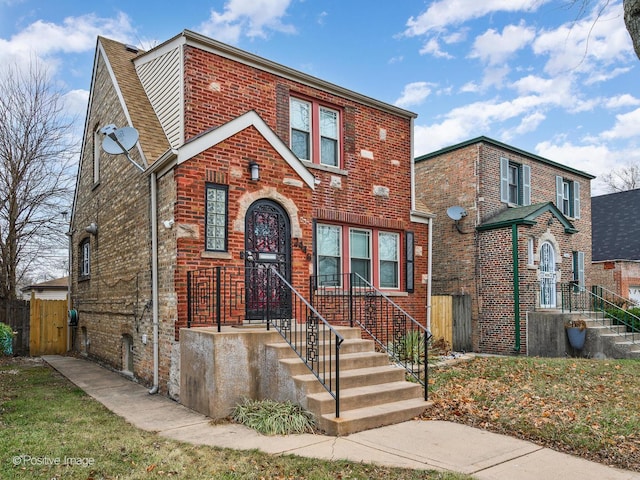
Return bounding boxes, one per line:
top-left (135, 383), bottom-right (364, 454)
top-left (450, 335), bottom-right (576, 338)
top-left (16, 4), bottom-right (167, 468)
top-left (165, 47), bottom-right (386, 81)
top-left (477, 202), bottom-right (577, 233)
top-left (416, 136), bottom-right (595, 180)
top-left (97, 37), bottom-right (170, 164)
top-left (592, 189), bottom-right (640, 261)
top-left (149, 110), bottom-right (316, 189)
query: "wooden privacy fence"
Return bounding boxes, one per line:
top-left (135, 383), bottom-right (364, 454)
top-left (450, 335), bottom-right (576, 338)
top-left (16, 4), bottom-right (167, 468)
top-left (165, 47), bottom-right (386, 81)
top-left (430, 294), bottom-right (472, 352)
top-left (1, 299), bottom-right (30, 355)
top-left (29, 297), bottom-right (68, 356)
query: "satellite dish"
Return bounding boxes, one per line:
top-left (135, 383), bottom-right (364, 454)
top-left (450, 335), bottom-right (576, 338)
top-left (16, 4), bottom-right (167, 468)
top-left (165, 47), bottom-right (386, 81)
top-left (101, 125), bottom-right (139, 155)
top-left (446, 206), bottom-right (467, 221)
top-left (99, 124), bottom-right (145, 172)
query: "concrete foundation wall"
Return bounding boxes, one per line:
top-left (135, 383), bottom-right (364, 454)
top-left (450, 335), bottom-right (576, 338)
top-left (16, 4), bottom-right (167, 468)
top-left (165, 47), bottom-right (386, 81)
top-left (527, 312), bottom-right (634, 359)
top-left (180, 327), bottom-right (296, 419)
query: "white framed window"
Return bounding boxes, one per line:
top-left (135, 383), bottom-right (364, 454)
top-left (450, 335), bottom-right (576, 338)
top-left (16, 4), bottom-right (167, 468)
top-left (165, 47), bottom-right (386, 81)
top-left (500, 157), bottom-right (530, 206)
top-left (527, 237), bottom-right (535, 266)
top-left (556, 176), bottom-right (580, 219)
top-left (80, 239), bottom-right (90, 278)
top-left (378, 232), bottom-right (399, 289)
top-left (317, 224), bottom-right (342, 285)
top-left (205, 184), bottom-right (228, 252)
top-left (290, 97), bottom-right (341, 168)
top-left (573, 251), bottom-right (585, 287)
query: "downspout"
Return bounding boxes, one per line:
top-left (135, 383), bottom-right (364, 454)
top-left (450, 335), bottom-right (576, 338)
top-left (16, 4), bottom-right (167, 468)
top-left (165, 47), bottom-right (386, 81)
top-left (66, 229), bottom-right (72, 351)
top-left (149, 172), bottom-right (159, 394)
top-left (511, 223), bottom-right (521, 352)
top-left (427, 217), bottom-right (433, 333)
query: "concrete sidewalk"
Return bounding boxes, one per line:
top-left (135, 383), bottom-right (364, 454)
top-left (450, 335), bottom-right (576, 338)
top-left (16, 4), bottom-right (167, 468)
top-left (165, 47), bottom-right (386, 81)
top-left (42, 355), bottom-right (639, 480)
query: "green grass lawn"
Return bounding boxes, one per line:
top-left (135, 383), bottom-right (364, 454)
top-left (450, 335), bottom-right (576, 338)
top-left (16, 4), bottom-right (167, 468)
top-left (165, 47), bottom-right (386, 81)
top-left (424, 356), bottom-right (640, 472)
top-left (0, 357), bottom-right (469, 480)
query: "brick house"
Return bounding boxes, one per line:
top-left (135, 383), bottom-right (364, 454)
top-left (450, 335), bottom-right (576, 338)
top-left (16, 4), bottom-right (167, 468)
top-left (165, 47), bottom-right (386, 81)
top-left (415, 137), bottom-right (594, 355)
top-left (70, 30), bottom-right (432, 399)
top-left (592, 188), bottom-right (640, 305)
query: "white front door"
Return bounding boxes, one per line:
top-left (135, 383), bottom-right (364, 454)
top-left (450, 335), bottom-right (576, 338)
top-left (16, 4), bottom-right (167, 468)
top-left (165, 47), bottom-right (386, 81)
top-left (540, 241), bottom-right (556, 308)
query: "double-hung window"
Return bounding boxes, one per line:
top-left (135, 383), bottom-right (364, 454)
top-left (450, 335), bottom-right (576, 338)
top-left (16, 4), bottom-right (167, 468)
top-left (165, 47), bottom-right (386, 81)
top-left (378, 232), bottom-right (399, 289)
top-left (205, 184), bottom-right (228, 251)
top-left (316, 224), bottom-right (401, 290)
top-left (500, 157), bottom-right (530, 206)
top-left (350, 229), bottom-right (371, 282)
top-left (290, 97), bottom-right (340, 167)
top-left (317, 224), bottom-right (342, 285)
top-left (556, 176), bottom-right (580, 218)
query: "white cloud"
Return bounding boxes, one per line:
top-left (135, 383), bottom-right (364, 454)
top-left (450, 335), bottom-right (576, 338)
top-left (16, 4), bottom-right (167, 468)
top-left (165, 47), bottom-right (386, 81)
top-left (510, 111), bottom-right (546, 137)
top-left (0, 13), bottom-right (136, 77)
top-left (414, 96), bottom-right (546, 154)
top-left (605, 94), bottom-right (640, 109)
top-left (533, 2), bottom-right (632, 76)
top-left (534, 140), bottom-right (625, 195)
top-left (419, 38), bottom-right (453, 58)
top-left (198, 0), bottom-right (296, 44)
top-left (469, 22), bottom-right (535, 65)
top-left (395, 82), bottom-right (434, 108)
top-left (404, 0), bottom-right (552, 36)
top-left (63, 89), bottom-right (90, 118)
top-left (599, 108), bottom-right (640, 140)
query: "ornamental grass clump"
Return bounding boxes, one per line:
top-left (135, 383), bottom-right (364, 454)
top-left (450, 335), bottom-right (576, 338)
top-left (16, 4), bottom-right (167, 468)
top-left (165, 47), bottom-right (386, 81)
top-left (231, 399), bottom-right (316, 435)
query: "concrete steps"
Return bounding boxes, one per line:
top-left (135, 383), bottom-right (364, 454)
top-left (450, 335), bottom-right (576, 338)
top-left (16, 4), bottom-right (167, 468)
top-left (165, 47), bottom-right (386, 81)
top-left (266, 326), bottom-right (431, 436)
top-left (583, 318), bottom-right (640, 359)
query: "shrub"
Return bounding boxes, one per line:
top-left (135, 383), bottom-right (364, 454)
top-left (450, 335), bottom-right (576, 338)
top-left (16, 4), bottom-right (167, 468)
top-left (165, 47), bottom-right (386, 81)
top-left (0, 322), bottom-right (14, 355)
top-left (231, 399), bottom-right (316, 435)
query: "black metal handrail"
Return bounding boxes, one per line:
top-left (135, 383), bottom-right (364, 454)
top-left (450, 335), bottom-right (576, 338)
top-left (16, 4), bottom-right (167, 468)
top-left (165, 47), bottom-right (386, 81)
top-left (561, 283), bottom-right (640, 342)
top-left (187, 266), bottom-right (247, 331)
top-left (187, 265), bottom-right (345, 417)
top-left (266, 267), bottom-right (345, 417)
top-left (311, 273), bottom-right (432, 400)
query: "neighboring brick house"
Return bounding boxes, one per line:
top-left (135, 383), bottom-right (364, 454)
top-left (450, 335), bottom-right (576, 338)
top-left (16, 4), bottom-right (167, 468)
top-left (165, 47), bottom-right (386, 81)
top-left (592, 188), bottom-right (640, 305)
top-left (70, 31), bottom-right (432, 397)
top-left (415, 137), bottom-right (594, 355)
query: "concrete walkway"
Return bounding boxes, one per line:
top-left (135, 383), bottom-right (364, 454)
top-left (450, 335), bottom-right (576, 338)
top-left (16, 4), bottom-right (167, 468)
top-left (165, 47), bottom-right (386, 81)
top-left (42, 355), bottom-right (639, 480)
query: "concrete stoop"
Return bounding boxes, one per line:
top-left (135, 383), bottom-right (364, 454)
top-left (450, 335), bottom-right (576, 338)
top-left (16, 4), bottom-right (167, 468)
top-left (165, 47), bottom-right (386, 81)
top-left (265, 327), bottom-right (431, 436)
top-left (584, 318), bottom-right (640, 359)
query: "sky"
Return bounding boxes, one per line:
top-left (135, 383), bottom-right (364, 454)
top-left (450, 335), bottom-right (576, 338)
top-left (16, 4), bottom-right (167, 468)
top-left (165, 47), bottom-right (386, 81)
top-left (1, 0), bottom-right (638, 198)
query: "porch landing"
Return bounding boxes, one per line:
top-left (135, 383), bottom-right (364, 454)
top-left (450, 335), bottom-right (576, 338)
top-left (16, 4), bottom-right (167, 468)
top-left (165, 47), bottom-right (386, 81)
top-left (180, 325), bottom-right (431, 435)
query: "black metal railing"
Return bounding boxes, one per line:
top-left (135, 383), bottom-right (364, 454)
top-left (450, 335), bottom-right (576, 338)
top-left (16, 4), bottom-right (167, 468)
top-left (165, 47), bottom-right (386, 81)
top-left (561, 283), bottom-right (640, 342)
top-left (265, 267), bottom-right (345, 417)
top-left (187, 266), bottom-right (246, 331)
top-left (311, 273), bottom-right (431, 400)
top-left (186, 265), bottom-right (345, 417)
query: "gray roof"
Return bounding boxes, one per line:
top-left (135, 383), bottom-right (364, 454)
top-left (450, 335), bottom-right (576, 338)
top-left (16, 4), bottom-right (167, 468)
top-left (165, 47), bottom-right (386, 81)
top-left (477, 202), bottom-right (577, 233)
top-left (592, 189), bottom-right (640, 261)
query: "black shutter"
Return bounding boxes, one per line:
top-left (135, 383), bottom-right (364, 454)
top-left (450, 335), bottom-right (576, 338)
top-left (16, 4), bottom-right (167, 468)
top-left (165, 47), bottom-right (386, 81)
top-left (405, 231), bottom-right (414, 293)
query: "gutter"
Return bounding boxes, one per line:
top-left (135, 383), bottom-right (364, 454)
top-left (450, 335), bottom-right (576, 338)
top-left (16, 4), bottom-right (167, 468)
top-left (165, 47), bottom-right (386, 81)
top-left (427, 217), bottom-right (433, 333)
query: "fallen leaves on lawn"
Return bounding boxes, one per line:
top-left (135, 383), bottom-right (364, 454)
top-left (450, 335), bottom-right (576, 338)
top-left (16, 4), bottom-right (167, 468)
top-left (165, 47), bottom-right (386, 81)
top-left (422, 356), bottom-right (640, 472)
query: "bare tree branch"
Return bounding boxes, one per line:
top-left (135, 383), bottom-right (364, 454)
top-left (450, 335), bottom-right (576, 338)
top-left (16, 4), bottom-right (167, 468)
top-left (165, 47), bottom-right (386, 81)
top-left (0, 60), bottom-right (76, 301)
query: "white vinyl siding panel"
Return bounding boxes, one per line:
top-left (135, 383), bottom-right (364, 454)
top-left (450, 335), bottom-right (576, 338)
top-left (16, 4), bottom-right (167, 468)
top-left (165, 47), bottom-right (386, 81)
top-left (135, 47), bottom-right (183, 148)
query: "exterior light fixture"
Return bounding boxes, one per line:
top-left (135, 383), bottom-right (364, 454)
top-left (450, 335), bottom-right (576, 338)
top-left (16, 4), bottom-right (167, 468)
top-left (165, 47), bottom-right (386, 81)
top-left (249, 161), bottom-right (260, 181)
